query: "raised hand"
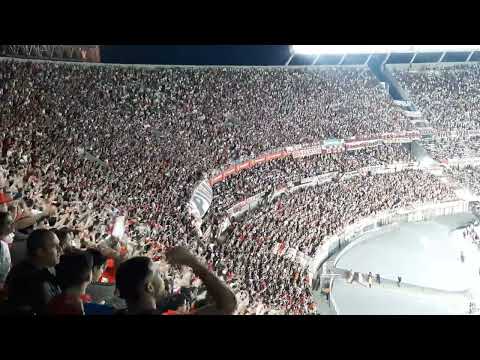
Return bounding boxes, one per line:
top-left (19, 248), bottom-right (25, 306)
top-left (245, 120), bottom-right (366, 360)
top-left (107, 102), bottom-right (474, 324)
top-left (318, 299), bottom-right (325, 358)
top-left (166, 246), bottom-right (198, 267)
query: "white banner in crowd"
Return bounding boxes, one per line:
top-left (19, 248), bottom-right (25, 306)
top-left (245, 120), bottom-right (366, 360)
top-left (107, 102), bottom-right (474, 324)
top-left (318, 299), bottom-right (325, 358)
top-left (112, 216), bottom-right (125, 239)
top-left (393, 100), bottom-right (411, 107)
top-left (189, 180), bottom-right (213, 220)
top-left (404, 110), bottom-right (423, 118)
top-left (445, 157), bottom-right (480, 168)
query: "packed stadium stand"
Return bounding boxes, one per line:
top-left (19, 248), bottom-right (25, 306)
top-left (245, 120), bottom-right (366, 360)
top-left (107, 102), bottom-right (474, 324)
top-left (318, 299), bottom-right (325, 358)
top-left (0, 47), bottom-right (479, 315)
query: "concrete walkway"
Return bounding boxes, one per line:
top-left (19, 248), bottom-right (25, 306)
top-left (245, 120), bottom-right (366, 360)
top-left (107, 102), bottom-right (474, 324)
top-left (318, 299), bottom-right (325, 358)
top-left (334, 267), bottom-right (471, 298)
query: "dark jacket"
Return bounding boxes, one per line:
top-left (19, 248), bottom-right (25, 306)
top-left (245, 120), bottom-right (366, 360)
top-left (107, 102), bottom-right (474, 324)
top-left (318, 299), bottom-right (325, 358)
top-left (5, 260), bottom-right (61, 315)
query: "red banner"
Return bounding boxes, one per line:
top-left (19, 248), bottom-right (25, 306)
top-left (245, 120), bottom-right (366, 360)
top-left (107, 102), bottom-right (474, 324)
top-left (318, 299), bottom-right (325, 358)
top-left (209, 174), bottom-right (223, 186)
top-left (223, 166), bottom-right (237, 177)
top-left (238, 161), bottom-right (252, 170)
top-left (253, 156), bottom-right (267, 165)
top-left (266, 151), bottom-right (287, 161)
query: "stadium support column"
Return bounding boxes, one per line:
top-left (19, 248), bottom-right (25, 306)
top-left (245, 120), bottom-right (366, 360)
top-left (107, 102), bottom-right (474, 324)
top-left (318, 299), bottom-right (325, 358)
top-left (364, 54), bottom-right (373, 66)
top-left (285, 54), bottom-right (294, 66)
top-left (409, 52), bottom-right (417, 64)
top-left (438, 52), bottom-right (446, 63)
top-left (338, 54), bottom-right (347, 65)
top-left (381, 53), bottom-right (390, 71)
top-left (466, 51), bottom-right (475, 62)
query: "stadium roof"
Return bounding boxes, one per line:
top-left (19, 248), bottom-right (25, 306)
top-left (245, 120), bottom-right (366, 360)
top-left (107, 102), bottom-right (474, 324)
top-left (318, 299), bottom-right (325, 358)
top-left (287, 45), bottom-right (480, 66)
top-left (291, 45), bottom-right (480, 55)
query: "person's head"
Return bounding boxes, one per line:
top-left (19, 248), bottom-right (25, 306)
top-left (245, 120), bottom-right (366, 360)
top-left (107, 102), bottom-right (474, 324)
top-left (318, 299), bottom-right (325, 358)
top-left (53, 227), bottom-right (75, 255)
top-left (26, 229), bottom-right (60, 268)
top-left (55, 251), bottom-right (93, 293)
top-left (85, 248), bottom-right (107, 282)
top-left (116, 257), bottom-right (165, 309)
top-left (0, 211), bottom-right (13, 239)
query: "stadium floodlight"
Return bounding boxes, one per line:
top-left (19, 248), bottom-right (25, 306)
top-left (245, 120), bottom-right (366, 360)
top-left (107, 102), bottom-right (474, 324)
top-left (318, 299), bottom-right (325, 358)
top-left (291, 45), bottom-right (413, 55)
top-left (291, 45), bottom-right (480, 55)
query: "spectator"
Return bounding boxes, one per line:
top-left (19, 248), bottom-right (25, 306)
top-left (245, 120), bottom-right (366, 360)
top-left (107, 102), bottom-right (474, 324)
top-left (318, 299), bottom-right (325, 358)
top-left (0, 212), bottom-right (14, 285)
top-left (115, 256), bottom-right (166, 315)
top-left (48, 251), bottom-right (93, 315)
top-left (85, 248), bottom-right (114, 304)
top-left (53, 227), bottom-right (75, 256)
top-left (4, 229), bottom-right (61, 315)
top-left (116, 247), bottom-right (236, 315)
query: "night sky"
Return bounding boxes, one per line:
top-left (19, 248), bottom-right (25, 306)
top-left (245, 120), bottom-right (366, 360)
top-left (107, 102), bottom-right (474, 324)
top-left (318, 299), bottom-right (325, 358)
top-left (100, 45), bottom-right (291, 66)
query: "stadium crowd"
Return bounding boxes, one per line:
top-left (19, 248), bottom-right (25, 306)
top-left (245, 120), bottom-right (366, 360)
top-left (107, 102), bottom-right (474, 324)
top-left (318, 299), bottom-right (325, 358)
top-left (393, 63), bottom-right (480, 132)
top-left (212, 144), bottom-right (413, 212)
top-left (447, 165), bottom-right (480, 196)
top-left (421, 136), bottom-right (480, 161)
top-left (463, 224), bottom-right (480, 247)
top-left (215, 170), bottom-right (456, 312)
top-left (0, 58), bottom-right (455, 315)
top-left (394, 64), bottom-right (480, 163)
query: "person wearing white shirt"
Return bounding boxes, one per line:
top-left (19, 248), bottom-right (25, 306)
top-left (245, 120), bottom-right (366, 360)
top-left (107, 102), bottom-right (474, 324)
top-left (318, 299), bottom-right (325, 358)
top-left (0, 212), bottom-right (14, 284)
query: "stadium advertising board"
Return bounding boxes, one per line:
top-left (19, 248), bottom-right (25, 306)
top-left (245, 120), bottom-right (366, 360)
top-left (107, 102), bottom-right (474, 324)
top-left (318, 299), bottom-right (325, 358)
top-left (300, 172), bottom-right (337, 186)
top-left (358, 165), bottom-right (384, 175)
top-left (383, 138), bottom-right (411, 144)
top-left (285, 144), bottom-right (304, 154)
top-left (347, 131), bottom-right (416, 144)
top-left (341, 171), bottom-right (359, 180)
top-left (404, 110), bottom-right (423, 118)
top-left (227, 200), bottom-right (248, 216)
top-left (292, 140), bottom-right (345, 158)
top-left (292, 147), bottom-right (322, 158)
top-left (209, 151), bottom-right (287, 185)
top-left (227, 192), bottom-right (266, 218)
top-left (446, 157), bottom-right (480, 168)
top-left (345, 139), bottom-right (382, 150)
top-left (266, 150), bottom-right (288, 161)
top-left (323, 138), bottom-right (344, 146)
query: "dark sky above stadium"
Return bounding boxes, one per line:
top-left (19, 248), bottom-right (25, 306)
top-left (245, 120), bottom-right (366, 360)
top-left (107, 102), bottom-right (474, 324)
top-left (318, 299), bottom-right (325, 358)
top-left (101, 45), bottom-right (291, 66)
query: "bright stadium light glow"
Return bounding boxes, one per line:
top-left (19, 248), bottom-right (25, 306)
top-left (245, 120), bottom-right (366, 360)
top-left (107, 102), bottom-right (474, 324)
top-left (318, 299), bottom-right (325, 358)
top-left (291, 45), bottom-right (480, 55)
top-left (291, 45), bottom-right (411, 55)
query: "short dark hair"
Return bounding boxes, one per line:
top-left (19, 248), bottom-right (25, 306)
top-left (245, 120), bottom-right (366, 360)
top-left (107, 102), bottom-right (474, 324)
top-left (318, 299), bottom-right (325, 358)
top-left (47, 217), bottom-right (57, 228)
top-left (55, 251), bottom-right (93, 290)
top-left (53, 227), bottom-right (74, 249)
top-left (26, 229), bottom-right (56, 257)
top-left (86, 248), bottom-right (107, 270)
top-left (24, 198), bottom-right (34, 208)
top-left (116, 257), bottom-right (152, 302)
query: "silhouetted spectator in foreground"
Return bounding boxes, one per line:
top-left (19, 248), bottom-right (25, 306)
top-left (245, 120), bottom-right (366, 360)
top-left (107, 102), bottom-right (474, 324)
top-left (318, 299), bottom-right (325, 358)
top-left (115, 246), bottom-right (236, 315)
top-left (48, 251), bottom-right (93, 315)
top-left (4, 229), bottom-right (61, 315)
